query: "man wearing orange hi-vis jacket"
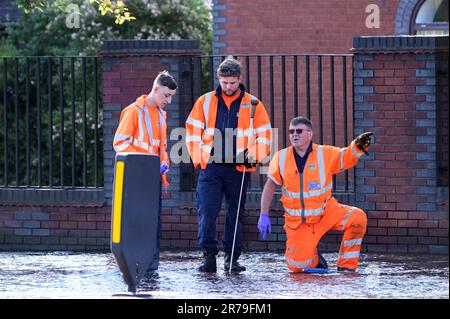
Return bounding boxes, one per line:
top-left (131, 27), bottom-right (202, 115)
top-left (258, 116), bottom-right (373, 272)
top-left (186, 56), bottom-right (272, 272)
top-left (113, 70), bottom-right (177, 276)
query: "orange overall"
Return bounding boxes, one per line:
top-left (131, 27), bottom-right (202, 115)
top-left (268, 141), bottom-right (368, 271)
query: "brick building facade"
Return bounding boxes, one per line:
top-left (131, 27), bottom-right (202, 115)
top-left (352, 36), bottom-right (448, 253)
top-left (212, 0), bottom-right (446, 55)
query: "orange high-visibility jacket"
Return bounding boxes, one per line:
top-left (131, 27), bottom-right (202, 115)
top-left (268, 140), bottom-right (365, 224)
top-left (185, 91), bottom-right (272, 172)
top-left (113, 95), bottom-right (170, 187)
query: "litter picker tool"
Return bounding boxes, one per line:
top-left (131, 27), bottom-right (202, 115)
top-left (229, 97), bottom-right (259, 272)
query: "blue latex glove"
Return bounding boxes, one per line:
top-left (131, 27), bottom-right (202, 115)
top-left (257, 213), bottom-right (271, 240)
top-left (160, 161), bottom-right (169, 174)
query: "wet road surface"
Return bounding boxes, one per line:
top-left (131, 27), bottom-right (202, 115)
top-left (0, 250), bottom-right (447, 299)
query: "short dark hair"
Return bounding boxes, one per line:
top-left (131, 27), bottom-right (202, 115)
top-left (155, 71), bottom-right (177, 90)
top-left (290, 117), bottom-right (313, 129)
top-left (217, 56), bottom-right (241, 77)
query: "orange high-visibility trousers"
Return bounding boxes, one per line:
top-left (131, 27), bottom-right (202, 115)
top-left (284, 197), bottom-right (367, 272)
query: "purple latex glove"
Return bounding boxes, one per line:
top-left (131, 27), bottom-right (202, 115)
top-left (257, 213), bottom-right (271, 240)
top-left (160, 161), bottom-right (169, 174)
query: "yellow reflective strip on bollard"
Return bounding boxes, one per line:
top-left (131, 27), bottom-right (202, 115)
top-left (112, 161), bottom-right (125, 244)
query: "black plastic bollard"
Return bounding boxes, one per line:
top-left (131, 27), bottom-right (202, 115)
top-left (111, 153), bottom-right (161, 293)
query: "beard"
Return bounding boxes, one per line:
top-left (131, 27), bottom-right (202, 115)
top-left (223, 88), bottom-right (239, 96)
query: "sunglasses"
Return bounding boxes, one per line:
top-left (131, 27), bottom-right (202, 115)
top-left (289, 128), bottom-right (311, 134)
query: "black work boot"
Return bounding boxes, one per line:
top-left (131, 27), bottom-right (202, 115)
top-left (143, 269), bottom-right (159, 279)
top-left (317, 253), bottom-right (328, 269)
top-left (198, 251), bottom-right (217, 272)
top-left (224, 253), bottom-right (246, 272)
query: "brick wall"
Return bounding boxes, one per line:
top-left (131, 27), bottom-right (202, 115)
top-left (0, 206), bottom-right (110, 250)
top-left (213, 0), bottom-right (404, 55)
top-left (352, 36), bottom-right (449, 254)
top-left (436, 51), bottom-right (449, 187)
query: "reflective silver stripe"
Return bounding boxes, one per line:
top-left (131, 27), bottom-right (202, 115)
top-left (200, 143), bottom-right (212, 153)
top-left (343, 238), bottom-right (363, 247)
top-left (157, 107), bottom-right (164, 127)
top-left (236, 148), bottom-right (245, 154)
top-left (286, 255), bottom-right (315, 269)
top-left (186, 135), bottom-right (202, 143)
top-left (186, 117), bottom-right (205, 129)
top-left (340, 251), bottom-right (360, 259)
top-left (204, 128), bottom-right (215, 136)
top-left (282, 189), bottom-right (299, 198)
top-left (340, 207), bottom-right (355, 231)
top-left (279, 148), bottom-right (287, 182)
top-left (351, 142), bottom-right (363, 158)
top-left (254, 124), bottom-right (271, 134)
top-left (316, 145), bottom-right (326, 188)
top-left (255, 137), bottom-right (271, 145)
top-left (268, 174), bottom-right (281, 185)
top-left (114, 141), bottom-right (131, 152)
top-left (284, 206), bottom-right (324, 217)
top-left (138, 103), bottom-right (163, 148)
top-left (114, 134), bottom-right (132, 143)
top-left (282, 182), bottom-right (333, 199)
top-left (237, 129), bottom-right (253, 137)
top-left (132, 139), bottom-right (153, 152)
top-left (135, 104), bottom-right (144, 142)
top-left (340, 148), bottom-right (345, 171)
top-left (202, 92), bottom-right (212, 124)
top-left (143, 105), bottom-right (154, 145)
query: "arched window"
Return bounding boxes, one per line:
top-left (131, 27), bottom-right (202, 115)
top-left (412, 0), bottom-right (449, 35)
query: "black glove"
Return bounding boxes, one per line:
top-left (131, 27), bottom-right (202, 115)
top-left (236, 148), bottom-right (257, 168)
top-left (355, 132), bottom-right (373, 155)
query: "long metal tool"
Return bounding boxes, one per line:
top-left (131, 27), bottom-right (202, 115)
top-left (229, 97), bottom-right (259, 272)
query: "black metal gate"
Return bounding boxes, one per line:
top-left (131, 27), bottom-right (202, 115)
top-left (0, 56), bottom-right (102, 189)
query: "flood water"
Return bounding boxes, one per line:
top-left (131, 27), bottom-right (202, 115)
top-left (0, 250), bottom-right (448, 299)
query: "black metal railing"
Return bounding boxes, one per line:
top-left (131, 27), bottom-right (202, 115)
top-left (182, 54), bottom-right (354, 196)
top-left (0, 56), bottom-right (102, 189)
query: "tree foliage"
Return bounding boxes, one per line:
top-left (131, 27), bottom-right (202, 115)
top-left (7, 0), bottom-right (212, 56)
top-left (17, 0), bottom-right (136, 25)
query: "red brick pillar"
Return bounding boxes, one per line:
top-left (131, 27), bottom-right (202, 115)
top-left (352, 36), bottom-right (448, 254)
